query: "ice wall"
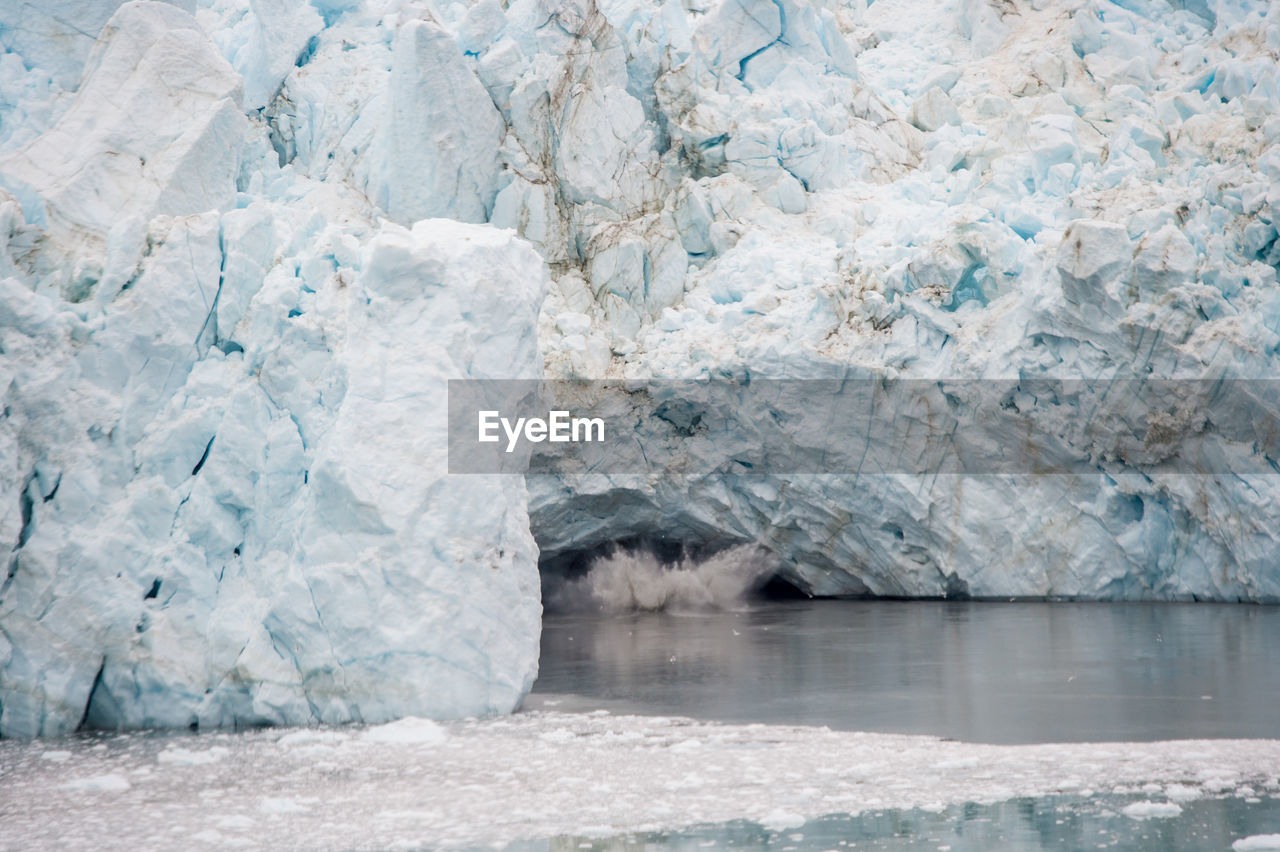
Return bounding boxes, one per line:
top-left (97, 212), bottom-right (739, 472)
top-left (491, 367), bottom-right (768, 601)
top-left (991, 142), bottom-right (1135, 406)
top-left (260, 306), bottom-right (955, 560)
top-left (518, 0), bottom-right (1280, 601)
top-left (0, 2), bottom-right (545, 738)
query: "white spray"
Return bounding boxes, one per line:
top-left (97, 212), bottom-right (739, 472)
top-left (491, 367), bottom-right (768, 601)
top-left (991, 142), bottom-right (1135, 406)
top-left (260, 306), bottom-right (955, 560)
top-left (546, 544), bottom-right (778, 614)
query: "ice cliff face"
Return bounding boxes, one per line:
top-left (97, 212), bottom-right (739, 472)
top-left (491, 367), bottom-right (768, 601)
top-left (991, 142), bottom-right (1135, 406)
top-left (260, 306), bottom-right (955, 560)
top-left (0, 2), bottom-right (545, 738)
top-left (1, 0), bottom-right (1279, 735)
top-left (522, 0), bottom-right (1280, 604)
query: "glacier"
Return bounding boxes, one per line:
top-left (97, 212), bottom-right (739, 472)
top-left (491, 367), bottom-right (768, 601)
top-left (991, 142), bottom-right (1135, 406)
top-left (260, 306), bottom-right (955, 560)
top-left (1, 0), bottom-right (1279, 736)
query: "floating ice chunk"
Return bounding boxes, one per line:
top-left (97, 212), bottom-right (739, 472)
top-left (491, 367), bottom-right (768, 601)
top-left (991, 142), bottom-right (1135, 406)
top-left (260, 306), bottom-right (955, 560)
top-left (1163, 783), bottom-right (1203, 803)
top-left (5, 712), bottom-right (1280, 846)
top-left (259, 797), bottom-right (310, 814)
top-left (189, 830), bottom-right (227, 845)
top-left (1120, 801), bottom-right (1183, 819)
top-left (276, 728), bottom-right (349, 747)
top-left (361, 717), bottom-right (448, 746)
top-left (156, 746), bottom-right (229, 766)
top-left (58, 774), bottom-right (131, 793)
top-left (1235, 836), bottom-right (1280, 851)
top-left (759, 809), bottom-right (807, 831)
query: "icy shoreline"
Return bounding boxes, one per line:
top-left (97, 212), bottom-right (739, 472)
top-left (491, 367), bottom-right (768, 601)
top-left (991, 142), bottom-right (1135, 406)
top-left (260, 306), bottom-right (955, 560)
top-left (2, 710), bottom-right (1278, 849)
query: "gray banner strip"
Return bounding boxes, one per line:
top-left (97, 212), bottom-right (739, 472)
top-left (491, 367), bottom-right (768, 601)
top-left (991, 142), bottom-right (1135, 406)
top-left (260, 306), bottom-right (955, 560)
top-left (447, 379), bottom-right (1280, 475)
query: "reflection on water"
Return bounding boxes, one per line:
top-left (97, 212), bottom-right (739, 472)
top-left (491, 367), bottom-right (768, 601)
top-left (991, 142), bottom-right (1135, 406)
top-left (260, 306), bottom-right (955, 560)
top-left (504, 794), bottom-right (1280, 852)
top-left (530, 601), bottom-right (1280, 743)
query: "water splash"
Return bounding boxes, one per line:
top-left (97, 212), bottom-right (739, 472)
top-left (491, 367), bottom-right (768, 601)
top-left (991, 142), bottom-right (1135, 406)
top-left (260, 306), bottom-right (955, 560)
top-left (545, 544), bottom-right (777, 614)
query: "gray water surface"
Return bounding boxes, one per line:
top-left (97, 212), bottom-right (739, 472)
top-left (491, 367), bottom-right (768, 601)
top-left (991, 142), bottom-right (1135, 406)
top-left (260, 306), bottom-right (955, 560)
top-left (500, 794), bottom-right (1280, 852)
top-left (529, 600), bottom-right (1280, 743)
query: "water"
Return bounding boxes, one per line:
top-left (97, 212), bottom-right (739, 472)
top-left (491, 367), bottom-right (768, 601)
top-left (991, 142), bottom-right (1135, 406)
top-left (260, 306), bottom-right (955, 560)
top-left (7, 601), bottom-right (1278, 850)
top-left (503, 795), bottom-right (1280, 852)
top-left (529, 600), bottom-right (1280, 744)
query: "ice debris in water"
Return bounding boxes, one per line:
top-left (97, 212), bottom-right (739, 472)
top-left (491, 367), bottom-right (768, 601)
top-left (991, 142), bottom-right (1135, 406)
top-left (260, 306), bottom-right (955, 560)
top-left (1, 713), bottom-right (1278, 848)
